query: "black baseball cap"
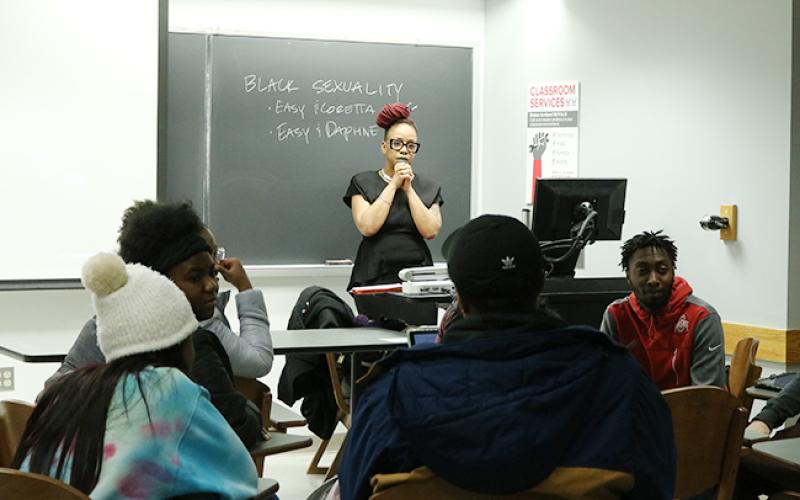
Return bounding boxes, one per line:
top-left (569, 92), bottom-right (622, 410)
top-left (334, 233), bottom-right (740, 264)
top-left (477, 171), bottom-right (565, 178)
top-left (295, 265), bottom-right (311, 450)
top-left (443, 215), bottom-right (544, 298)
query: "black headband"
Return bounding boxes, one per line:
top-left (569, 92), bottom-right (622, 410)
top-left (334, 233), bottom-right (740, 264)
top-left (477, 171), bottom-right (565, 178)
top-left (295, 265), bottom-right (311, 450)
top-left (151, 234), bottom-right (211, 275)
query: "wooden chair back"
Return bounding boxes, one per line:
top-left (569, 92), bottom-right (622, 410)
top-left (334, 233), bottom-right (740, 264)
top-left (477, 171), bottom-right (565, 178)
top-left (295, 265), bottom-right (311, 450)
top-left (0, 400), bottom-right (35, 467)
top-left (662, 386), bottom-right (748, 500)
top-left (728, 337), bottom-right (762, 413)
top-left (233, 377), bottom-right (273, 428)
top-left (233, 377), bottom-right (312, 477)
top-left (0, 467), bottom-right (89, 499)
top-left (234, 377), bottom-right (272, 475)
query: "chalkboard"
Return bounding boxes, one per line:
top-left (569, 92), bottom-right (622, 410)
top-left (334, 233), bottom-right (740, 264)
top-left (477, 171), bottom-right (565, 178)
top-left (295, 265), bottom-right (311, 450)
top-left (165, 33), bottom-right (472, 265)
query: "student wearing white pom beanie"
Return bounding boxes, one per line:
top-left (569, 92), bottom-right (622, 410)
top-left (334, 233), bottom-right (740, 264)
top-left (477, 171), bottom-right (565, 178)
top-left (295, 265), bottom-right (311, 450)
top-left (14, 252), bottom-right (257, 499)
top-left (84, 253), bottom-right (198, 362)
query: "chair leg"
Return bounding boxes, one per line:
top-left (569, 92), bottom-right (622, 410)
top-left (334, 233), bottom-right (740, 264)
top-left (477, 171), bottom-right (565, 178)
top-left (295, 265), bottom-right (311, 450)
top-left (253, 456), bottom-right (265, 477)
top-left (307, 438), bottom-right (331, 475)
top-left (324, 432), bottom-right (349, 481)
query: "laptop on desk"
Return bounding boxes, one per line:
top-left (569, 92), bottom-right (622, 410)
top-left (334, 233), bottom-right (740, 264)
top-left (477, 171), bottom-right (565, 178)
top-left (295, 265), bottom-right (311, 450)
top-left (406, 325), bottom-right (439, 347)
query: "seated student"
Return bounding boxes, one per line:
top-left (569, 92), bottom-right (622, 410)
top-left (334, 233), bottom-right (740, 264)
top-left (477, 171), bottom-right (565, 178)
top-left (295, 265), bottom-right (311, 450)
top-left (197, 225), bottom-right (273, 377)
top-left (47, 200), bottom-right (273, 382)
top-left (13, 253), bottom-right (257, 499)
top-left (600, 230), bottom-right (725, 390)
top-left (735, 376), bottom-right (800, 497)
top-left (45, 200), bottom-right (262, 447)
top-left (336, 215), bottom-right (676, 500)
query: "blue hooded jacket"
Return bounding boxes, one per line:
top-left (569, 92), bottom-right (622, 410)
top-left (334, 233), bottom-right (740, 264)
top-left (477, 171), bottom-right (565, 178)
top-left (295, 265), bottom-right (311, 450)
top-left (338, 313), bottom-right (676, 499)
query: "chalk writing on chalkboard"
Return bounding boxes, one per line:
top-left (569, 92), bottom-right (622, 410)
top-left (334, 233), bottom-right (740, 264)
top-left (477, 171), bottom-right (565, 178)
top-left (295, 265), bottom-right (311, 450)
top-left (242, 75), bottom-right (413, 144)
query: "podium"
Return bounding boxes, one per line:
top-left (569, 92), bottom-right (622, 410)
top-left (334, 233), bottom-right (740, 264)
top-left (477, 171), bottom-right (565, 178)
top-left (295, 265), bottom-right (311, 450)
top-left (541, 277), bottom-right (630, 329)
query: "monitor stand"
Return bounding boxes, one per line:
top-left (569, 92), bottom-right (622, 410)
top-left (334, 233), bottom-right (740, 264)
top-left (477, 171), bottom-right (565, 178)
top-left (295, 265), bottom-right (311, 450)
top-left (540, 240), bottom-right (585, 278)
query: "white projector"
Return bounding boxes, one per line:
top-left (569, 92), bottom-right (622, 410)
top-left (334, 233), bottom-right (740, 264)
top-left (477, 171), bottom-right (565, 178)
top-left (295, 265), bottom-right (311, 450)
top-left (397, 265), bottom-right (449, 282)
top-left (401, 280), bottom-right (454, 295)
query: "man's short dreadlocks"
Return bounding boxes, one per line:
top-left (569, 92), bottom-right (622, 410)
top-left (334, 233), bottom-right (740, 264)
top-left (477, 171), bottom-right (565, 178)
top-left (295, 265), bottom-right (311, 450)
top-left (620, 230), bottom-right (677, 271)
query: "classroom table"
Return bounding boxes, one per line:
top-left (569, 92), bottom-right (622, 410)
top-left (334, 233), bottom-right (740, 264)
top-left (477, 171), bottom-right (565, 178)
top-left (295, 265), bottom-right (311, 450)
top-left (0, 327), bottom-right (408, 408)
top-left (0, 331), bottom-right (71, 363)
top-left (752, 437), bottom-right (800, 471)
top-left (0, 328), bottom-right (407, 363)
top-left (747, 386), bottom-right (782, 401)
top-left (272, 328), bottom-right (408, 408)
top-left (388, 292), bottom-right (453, 309)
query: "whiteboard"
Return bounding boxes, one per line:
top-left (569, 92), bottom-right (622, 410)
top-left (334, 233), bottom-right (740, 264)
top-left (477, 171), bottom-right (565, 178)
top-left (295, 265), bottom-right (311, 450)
top-left (0, 0), bottom-right (163, 283)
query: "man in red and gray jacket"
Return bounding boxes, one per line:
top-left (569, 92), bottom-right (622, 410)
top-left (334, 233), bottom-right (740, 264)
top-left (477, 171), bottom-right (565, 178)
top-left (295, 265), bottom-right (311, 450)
top-left (600, 230), bottom-right (725, 390)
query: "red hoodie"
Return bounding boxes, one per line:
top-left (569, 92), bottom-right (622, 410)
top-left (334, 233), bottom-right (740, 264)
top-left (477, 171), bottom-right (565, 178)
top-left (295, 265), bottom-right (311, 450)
top-left (603, 276), bottom-right (713, 390)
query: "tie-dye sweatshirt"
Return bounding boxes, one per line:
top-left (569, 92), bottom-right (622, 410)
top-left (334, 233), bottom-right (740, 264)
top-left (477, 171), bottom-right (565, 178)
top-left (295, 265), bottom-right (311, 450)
top-left (22, 366), bottom-right (257, 499)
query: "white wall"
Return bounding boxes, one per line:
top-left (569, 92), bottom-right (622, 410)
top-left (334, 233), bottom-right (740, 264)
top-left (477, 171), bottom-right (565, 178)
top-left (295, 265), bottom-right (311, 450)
top-left (484, 0), bottom-right (794, 330)
top-left (0, 0), bottom-right (160, 281)
top-left (170, 0), bottom-right (484, 46)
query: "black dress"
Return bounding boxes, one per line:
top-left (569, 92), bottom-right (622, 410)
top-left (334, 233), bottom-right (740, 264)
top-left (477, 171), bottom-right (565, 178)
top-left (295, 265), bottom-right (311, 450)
top-left (343, 170), bottom-right (443, 325)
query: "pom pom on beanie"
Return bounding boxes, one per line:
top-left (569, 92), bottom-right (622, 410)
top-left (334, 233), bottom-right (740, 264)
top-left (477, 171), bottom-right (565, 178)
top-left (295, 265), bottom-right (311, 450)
top-left (82, 253), bottom-right (128, 297)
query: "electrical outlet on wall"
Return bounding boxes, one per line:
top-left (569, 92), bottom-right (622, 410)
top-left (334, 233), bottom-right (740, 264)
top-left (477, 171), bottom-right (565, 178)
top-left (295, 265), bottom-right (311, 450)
top-left (0, 367), bottom-right (14, 391)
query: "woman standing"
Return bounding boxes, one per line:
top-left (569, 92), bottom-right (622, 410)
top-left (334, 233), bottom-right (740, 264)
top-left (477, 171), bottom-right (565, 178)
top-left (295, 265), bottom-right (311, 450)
top-left (344, 103), bottom-right (443, 324)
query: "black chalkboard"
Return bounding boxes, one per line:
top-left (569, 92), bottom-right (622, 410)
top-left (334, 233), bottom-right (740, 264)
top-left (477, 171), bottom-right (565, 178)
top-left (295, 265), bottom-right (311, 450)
top-left (165, 33), bottom-right (472, 265)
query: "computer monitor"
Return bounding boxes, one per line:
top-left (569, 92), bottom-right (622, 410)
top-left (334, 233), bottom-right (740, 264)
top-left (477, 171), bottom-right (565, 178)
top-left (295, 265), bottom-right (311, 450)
top-left (532, 178), bottom-right (627, 278)
top-left (532, 178), bottom-right (627, 242)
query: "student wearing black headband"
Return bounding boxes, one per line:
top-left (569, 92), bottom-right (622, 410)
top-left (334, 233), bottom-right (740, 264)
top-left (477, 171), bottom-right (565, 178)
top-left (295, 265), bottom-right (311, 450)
top-left (45, 200), bottom-right (263, 447)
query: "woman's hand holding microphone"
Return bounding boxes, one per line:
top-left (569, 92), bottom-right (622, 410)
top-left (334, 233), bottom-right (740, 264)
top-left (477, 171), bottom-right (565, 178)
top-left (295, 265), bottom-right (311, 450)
top-left (392, 158), bottom-right (415, 191)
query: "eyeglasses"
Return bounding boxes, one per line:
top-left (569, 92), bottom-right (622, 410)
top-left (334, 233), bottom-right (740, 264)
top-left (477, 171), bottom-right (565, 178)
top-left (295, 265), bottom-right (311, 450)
top-left (388, 138), bottom-right (421, 154)
top-left (215, 246), bottom-right (226, 261)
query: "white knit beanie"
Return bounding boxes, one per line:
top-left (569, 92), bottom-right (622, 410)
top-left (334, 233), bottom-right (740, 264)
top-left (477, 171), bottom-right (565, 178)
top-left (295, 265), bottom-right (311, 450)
top-left (81, 252), bottom-right (199, 362)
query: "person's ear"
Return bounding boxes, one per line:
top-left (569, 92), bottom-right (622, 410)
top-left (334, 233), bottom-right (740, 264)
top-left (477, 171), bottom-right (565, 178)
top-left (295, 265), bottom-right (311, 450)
top-left (380, 140), bottom-right (387, 155)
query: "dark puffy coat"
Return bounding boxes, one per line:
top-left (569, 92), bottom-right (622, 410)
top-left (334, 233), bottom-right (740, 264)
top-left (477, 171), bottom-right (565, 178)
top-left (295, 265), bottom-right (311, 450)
top-left (339, 314), bottom-right (676, 500)
top-left (189, 328), bottom-right (263, 448)
top-left (278, 286), bottom-right (355, 439)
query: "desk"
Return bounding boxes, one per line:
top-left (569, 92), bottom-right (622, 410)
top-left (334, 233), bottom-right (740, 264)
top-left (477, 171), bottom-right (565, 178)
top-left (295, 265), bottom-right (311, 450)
top-left (388, 292), bottom-right (452, 309)
top-left (540, 277), bottom-right (630, 328)
top-left (392, 277), bottom-right (631, 328)
top-left (0, 328), bottom-right (407, 409)
top-left (0, 328), bottom-right (407, 363)
top-left (273, 328), bottom-right (407, 408)
top-left (747, 386), bottom-right (781, 401)
top-left (752, 437), bottom-right (800, 471)
top-left (0, 331), bottom-right (71, 363)
top-left (272, 328), bottom-right (406, 354)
